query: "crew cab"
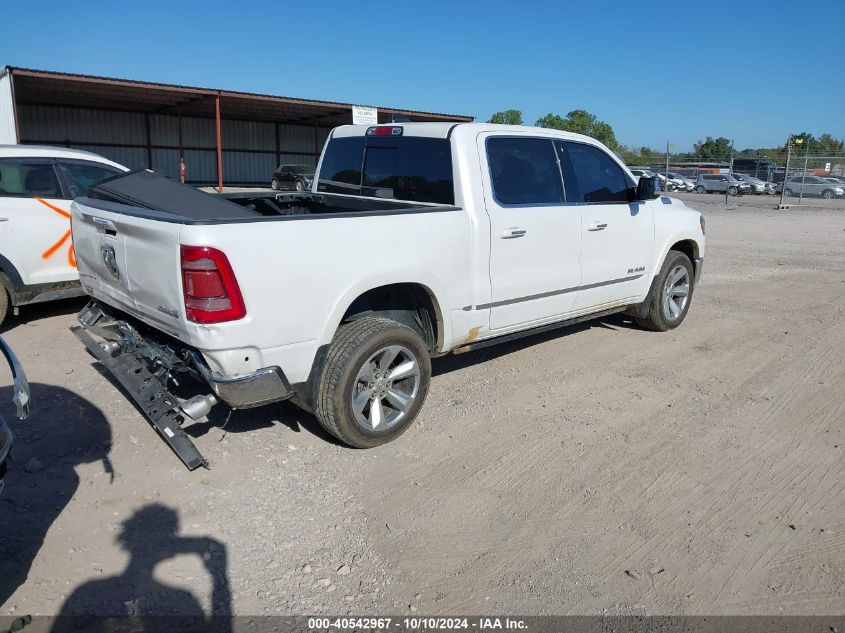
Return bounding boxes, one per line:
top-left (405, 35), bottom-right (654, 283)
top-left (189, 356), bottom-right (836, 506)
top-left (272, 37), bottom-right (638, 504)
top-left (0, 146), bottom-right (127, 325)
top-left (69, 123), bottom-right (705, 469)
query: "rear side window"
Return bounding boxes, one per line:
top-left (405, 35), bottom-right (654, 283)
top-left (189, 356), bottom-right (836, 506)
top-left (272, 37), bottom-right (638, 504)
top-left (59, 160), bottom-right (123, 197)
top-left (557, 141), bottom-right (630, 203)
top-left (317, 135), bottom-right (455, 204)
top-left (486, 137), bottom-right (564, 205)
top-left (318, 137), bottom-right (365, 193)
top-left (0, 159), bottom-right (63, 198)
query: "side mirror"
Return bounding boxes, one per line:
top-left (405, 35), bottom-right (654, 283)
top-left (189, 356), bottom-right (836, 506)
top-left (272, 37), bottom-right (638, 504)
top-left (636, 176), bottom-right (660, 200)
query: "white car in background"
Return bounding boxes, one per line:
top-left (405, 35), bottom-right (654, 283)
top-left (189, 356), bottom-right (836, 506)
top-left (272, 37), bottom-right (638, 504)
top-left (0, 145), bottom-right (127, 325)
top-left (667, 172), bottom-right (695, 192)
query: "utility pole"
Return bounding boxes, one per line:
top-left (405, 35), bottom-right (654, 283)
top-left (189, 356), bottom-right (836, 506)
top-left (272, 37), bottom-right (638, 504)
top-left (798, 139), bottom-right (810, 204)
top-left (726, 139), bottom-right (734, 204)
top-left (779, 135), bottom-right (797, 208)
top-left (665, 141), bottom-right (674, 191)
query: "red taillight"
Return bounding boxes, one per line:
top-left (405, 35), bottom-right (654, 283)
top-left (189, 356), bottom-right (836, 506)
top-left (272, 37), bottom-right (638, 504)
top-left (180, 245), bottom-right (246, 324)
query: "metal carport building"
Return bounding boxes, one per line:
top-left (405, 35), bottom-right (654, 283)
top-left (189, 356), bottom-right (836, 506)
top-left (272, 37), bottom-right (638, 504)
top-left (0, 66), bottom-right (473, 188)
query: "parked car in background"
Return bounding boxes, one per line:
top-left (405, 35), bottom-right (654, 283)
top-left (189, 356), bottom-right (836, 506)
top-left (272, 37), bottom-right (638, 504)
top-left (694, 174), bottom-right (750, 195)
top-left (0, 145), bottom-right (128, 325)
top-left (271, 164), bottom-right (315, 192)
top-left (0, 335), bottom-right (30, 493)
top-left (776, 176), bottom-right (844, 199)
top-left (822, 176), bottom-right (845, 187)
top-left (732, 173), bottom-right (766, 194)
top-left (667, 172), bottom-right (695, 192)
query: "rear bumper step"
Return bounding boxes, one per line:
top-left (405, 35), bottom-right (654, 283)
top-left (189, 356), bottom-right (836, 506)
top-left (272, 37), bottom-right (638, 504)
top-left (71, 325), bottom-right (208, 471)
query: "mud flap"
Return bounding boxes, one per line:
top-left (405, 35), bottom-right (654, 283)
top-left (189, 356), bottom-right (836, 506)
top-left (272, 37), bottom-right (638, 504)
top-left (71, 326), bottom-right (208, 471)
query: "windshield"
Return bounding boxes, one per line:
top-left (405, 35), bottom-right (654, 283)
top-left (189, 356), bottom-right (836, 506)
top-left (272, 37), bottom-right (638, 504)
top-left (317, 135), bottom-right (454, 205)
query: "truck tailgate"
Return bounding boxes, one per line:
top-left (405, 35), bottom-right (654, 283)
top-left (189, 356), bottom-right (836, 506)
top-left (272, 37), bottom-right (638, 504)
top-left (71, 200), bottom-right (189, 339)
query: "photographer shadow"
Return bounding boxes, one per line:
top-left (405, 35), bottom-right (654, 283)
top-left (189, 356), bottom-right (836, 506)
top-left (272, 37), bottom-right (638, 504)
top-left (52, 503), bottom-right (231, 633)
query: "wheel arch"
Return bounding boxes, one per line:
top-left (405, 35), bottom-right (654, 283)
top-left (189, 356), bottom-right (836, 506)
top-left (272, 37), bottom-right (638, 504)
top-left (319, 277), bottom-right (450, 355)
top-left (652, 235), bottom-right (702, 285)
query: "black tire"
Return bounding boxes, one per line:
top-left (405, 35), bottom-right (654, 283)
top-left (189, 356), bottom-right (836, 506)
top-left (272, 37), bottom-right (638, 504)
top-left (695, 185), bottom-right (706, 193)
top-left (0, 286), bottom-right (8, 327)
top-left (295, 180), bottom-right (305, 192)
top-left (271, 179), bottom-right (280, 191)
top-left (822, 189), bottom-right (834, 200)
top-left (634, 250), bottom-right (695, 332)
top-left (728, 186), bottom-right (738, 196)
top-left (315, 317), bottom-right (431, 448)
top-left (784, 188), bottom-right (793, 197)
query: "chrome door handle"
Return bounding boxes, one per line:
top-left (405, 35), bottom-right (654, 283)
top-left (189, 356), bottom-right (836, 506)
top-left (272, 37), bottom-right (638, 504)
top-left (587, 222), bottom-right (608, 231)
top-left (93, 217), bottom-right (117, 235)
top-left (501, 227), bottom-right (527, 239)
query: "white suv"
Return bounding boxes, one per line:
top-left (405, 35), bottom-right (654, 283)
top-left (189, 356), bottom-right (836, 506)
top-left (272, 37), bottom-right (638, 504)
top-left (0, 145), bottom-right (127, 325)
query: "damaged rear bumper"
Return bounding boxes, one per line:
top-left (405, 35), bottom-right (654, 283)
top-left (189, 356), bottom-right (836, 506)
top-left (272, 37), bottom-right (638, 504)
top-left (71, 300), bottom-right (294, 470)
top-left (190, 353), bottom-right (292, 409)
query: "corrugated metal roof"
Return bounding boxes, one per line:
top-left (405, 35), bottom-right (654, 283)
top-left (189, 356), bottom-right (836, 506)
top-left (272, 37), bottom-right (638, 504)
top-left (4, 66), bottom-right (474, 124)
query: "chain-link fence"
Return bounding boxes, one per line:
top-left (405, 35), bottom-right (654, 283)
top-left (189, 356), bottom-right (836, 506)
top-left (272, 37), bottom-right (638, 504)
top-left (622, 148), bottom-right (845, 204)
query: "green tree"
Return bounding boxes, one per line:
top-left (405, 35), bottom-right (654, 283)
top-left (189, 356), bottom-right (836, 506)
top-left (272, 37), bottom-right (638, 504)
top-left (535, 109), bottom-right (618, 150)
top-left (693, 136), bottom-right (734, 162)
top-left (488, 109), bottom-right (524, 125)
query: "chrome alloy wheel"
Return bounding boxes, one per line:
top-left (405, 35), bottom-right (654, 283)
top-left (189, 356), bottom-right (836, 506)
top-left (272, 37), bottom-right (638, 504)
top-left (351, 345), bottom-right (420, 431)
top-left (662, 265), bottom-right (690, 321)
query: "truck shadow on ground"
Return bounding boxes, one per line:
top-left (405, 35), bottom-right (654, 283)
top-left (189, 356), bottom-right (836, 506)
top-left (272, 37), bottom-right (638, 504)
top-left (183, 314), bottom-right (640, 446)
top-left (0, 383), bottom-right (112, 608)
top-left (432, 312), bottom-right (637, 376)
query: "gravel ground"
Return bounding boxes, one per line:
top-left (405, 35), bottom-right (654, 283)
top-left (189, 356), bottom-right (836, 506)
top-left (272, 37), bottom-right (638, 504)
top-left (1, 196), bottom-right (844, 618)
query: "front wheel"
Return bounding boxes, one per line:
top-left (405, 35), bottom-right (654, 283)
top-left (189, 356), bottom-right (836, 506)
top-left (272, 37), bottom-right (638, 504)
top-left (295, 180), bottom-right (305, 192)
top-left (635, 250), bottom-right (695, 332)
top-left (315, 317), bottom-right (431, 448)
top-left (784, 188), bottom-right (793, 197)
top-left (728, 186), bottom-right (738, 196)
top-left (822, 189), bottom-right (834, 199)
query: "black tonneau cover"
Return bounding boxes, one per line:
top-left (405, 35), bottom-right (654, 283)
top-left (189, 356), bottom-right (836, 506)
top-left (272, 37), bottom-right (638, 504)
top-left (89, 169), bottom-right (259, 220)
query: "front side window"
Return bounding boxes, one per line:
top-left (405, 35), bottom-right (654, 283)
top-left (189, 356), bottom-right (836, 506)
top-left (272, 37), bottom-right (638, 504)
top-left (486, 137), bottom-right (563, 205)
top-left (557, 141), bottom-right (630, 203)
top-left (0, 159), bottom-right (63, 198)
top-left (59, 160), bottom-right (122, 197)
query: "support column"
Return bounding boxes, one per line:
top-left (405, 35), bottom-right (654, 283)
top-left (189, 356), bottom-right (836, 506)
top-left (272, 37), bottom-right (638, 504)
top-left (8, 70), bottom-right (20, 144)
top-left (144, 113), bottom-right (152, 169)
top-left (215, 94), bottom-right (223, 192)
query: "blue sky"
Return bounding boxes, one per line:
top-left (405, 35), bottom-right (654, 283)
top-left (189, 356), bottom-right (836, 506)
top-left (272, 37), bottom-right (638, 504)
top-left (2, 0), bottom-right (843, 152)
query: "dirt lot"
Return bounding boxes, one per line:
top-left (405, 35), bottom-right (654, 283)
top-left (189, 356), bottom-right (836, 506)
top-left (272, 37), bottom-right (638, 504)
top-left (1, 196), bottom-right (844, 618)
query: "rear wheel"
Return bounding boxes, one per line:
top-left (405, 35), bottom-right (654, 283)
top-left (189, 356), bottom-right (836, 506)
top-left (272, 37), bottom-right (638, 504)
top-left (822, 189), bottom-right (834, 200)
top-left (315, 317), bottom-right (431, 448)
top-left (695, 185), bottom-right (706, 193)
top-left (271, 178), bottom-right (280, 191)
top-left (0, 286), bottom-right (8, 327)
top-left (635, 250), bottom-right (695, 332)
top-left (784, 188), bottom-right (793, 197)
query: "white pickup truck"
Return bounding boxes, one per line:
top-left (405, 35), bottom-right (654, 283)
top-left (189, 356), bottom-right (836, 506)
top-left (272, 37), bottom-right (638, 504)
top-left (70, 123), bottom-right (705, 469)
